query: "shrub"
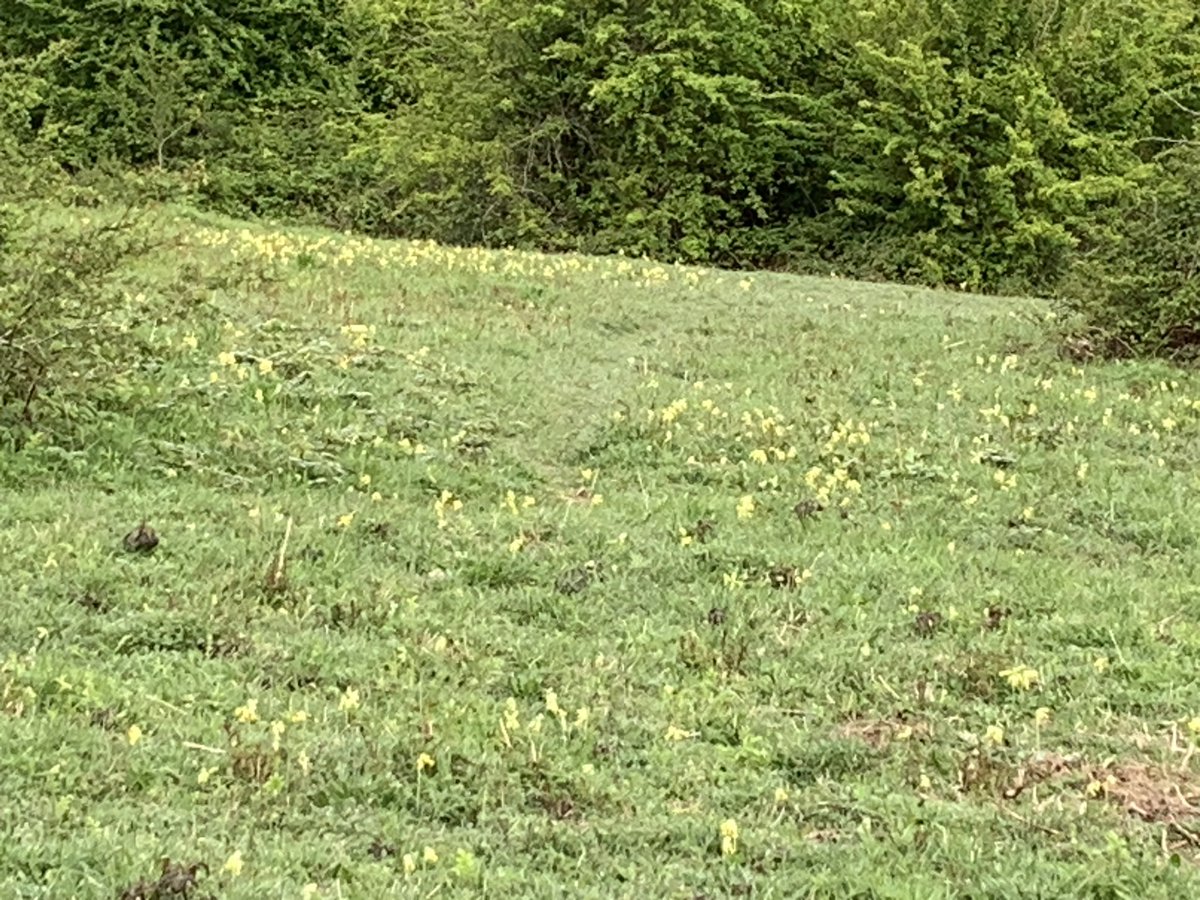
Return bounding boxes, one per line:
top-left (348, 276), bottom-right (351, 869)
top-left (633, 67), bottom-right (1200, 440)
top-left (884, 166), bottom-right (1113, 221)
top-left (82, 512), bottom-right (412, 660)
top-left (466, 0), bottom-right (825, 263)
top-left (0, 207), bottom-right (156, 442)
top-left (1, 0), bottom-right (353, 169)
top-left (795, 0), bottom-right (1200, 294)
top-left (1057, 144), bottom-right (1200, 356)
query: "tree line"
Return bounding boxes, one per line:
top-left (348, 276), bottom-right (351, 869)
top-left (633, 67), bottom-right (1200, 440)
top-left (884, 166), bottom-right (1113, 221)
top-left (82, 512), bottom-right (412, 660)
top-left (3, 0), bottom-right (1199, 352)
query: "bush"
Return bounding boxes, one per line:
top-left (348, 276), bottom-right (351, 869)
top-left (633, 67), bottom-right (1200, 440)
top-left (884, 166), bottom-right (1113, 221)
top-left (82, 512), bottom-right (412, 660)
top-left (474, 0), bottom-right (823, 263)
top-left (0, 207), bottom-right (156, 442)
top-left (1, 0), bottom-right (353, 169)
top-left (1058, 144), bottom-right (1200, 356)
top-left (792, 0), bottom-right (1200, 294)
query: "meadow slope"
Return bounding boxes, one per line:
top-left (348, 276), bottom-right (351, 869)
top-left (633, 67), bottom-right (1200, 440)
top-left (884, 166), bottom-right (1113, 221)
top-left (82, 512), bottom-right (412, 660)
top-left (4, 208), bottom-right (1200, 897)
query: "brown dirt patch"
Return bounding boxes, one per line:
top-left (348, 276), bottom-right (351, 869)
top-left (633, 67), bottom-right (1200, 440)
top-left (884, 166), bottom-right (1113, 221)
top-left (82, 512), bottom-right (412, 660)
top-left (1005, 750), bottom-right (1200, 831)
top-left (835, 715), bottom-right (931, 750)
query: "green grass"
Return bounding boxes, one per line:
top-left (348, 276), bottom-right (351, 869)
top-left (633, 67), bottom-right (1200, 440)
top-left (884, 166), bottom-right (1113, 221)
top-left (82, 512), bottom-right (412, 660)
top-left (5, 205), bottom-right (1200, 898)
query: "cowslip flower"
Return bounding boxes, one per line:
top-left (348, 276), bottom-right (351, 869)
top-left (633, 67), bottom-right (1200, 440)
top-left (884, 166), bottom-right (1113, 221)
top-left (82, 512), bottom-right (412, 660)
top-left (999, 665), bottom-right (1039, 691)
top-left (719, 819), bottom-right (739, 856)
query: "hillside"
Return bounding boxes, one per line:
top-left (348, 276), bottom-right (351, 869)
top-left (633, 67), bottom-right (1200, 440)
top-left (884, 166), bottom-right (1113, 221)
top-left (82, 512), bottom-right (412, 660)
top-left (4, 208), bottom-right (1200, 897)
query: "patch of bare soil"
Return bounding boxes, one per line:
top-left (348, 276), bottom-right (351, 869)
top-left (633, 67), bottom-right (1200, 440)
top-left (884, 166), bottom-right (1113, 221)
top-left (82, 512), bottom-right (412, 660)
top-left (1003, 749), bottom-right (1200, 851)
top-left (835, 715), bottom-right (931, 750)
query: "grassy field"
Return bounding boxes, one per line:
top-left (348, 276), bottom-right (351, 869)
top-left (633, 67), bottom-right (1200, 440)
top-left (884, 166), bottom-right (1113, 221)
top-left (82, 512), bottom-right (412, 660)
top-left (4, 205), bottom-right (1200, 898)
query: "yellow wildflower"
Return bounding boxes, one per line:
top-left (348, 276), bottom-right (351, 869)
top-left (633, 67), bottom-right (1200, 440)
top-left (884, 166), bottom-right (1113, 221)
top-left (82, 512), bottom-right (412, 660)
top-left (222, 851), bottom-right (244, 877)
top-left (664, 724), bottom-right (692, 742)
top-left (719, 818), bottom-right (739, 856)
top-left (999, 665), bottom-right (1040, 691)
top-left (234, 699), bottom-right (259, 724)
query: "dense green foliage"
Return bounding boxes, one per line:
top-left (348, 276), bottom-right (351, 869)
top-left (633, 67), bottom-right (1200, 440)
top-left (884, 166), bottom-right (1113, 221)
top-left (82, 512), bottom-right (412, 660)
top-left (0, 207), bottom-right (150, 438)
top-left (1058, 146), bottom-right (1200, 355)
top-left (2, 0), bottom-right (1198, 348)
